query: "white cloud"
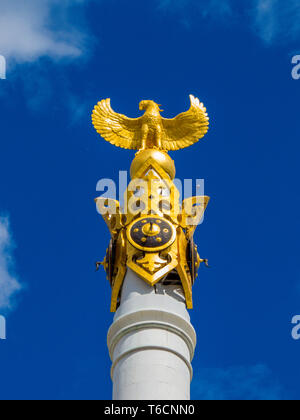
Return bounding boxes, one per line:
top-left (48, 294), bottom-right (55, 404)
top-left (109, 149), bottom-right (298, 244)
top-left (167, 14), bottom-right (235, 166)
top-left (0, 0), bottom-right (92, 63)
top-left (0, 0), bottom-right (95, 118)
top-left (0, 217), bottom-right (22, 313)
top-left (192, 364), bottom-right (283, 400)
top-left (252, 0), bottom-right (300, 44)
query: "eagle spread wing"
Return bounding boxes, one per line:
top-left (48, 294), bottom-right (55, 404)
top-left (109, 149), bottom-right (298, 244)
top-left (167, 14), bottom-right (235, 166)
top-left (92, 99), bottom-right (142, 150)
top-left (161, 95), bottom-right (209, 151)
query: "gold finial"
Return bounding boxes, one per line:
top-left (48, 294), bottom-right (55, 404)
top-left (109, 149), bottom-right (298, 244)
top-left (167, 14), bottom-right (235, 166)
top-left (92, 95), bottom-right (209, 151)
top-left (130, 150), bottom-right (176, 180)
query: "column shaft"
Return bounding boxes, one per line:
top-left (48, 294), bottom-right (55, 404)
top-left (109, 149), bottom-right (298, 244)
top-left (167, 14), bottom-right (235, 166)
top-left (107, 269), bottom-right (196, 400)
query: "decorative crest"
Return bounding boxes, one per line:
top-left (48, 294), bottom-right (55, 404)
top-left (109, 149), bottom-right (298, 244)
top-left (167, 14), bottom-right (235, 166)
top-left (93, 96), bottom-right (210, 312)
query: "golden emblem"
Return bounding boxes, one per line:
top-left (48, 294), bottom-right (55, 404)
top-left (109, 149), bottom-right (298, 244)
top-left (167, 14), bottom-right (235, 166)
top-left (92, 95), bottom-right (209, 151)
top-left (93, 96), bottom-right (210, 312)
top-left (127, 216), bottom-right (176, 252)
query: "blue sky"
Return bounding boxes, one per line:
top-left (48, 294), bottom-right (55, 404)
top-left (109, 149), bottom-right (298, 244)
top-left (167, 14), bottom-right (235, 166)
top-left (0, 0), bottom-right (299, 400)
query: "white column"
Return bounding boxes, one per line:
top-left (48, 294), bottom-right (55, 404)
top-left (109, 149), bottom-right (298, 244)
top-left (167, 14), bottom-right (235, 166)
top-left (107, 269), bottom-right (197, 400)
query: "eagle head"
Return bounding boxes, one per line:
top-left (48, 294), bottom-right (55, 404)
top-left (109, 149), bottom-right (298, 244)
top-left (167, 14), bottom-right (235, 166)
top-left (139, 100), bottom-right (164, 113)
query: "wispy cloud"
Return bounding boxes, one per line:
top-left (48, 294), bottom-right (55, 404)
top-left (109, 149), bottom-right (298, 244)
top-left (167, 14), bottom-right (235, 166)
top-left (192, 365), bottom-right (283, 400)
top-left (0, 0), bottom-right (92, 64)
top-left (0, 217), bottom-right (22, 313)
top-left (252, 0), bottom-right (300, 45)
top-left (157, 0), bottom-right (300, 45)
top-left (157, 0), bottom-right (232, 19)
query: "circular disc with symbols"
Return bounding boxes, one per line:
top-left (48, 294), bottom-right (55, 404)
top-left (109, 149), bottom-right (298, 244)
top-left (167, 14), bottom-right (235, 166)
top-left (127, 216), bottom-right (176, 252)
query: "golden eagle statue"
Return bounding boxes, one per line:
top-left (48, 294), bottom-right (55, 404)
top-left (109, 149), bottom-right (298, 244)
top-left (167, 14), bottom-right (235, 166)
top-left (92, 95), bottom-right (209, 151)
